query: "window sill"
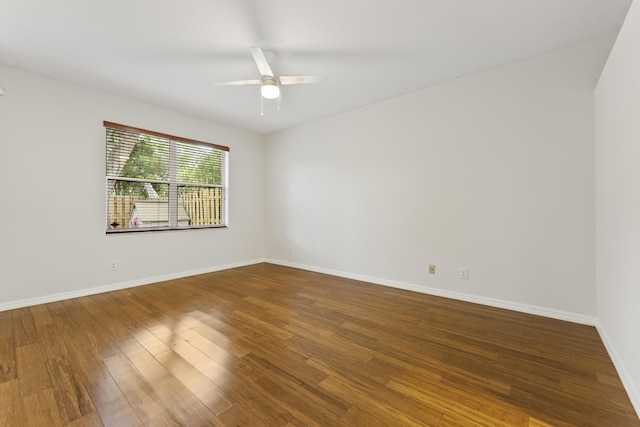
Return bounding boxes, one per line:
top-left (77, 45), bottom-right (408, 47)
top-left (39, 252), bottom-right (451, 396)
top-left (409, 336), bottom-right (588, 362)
top-left (106, 225), bottom-right (228, 234)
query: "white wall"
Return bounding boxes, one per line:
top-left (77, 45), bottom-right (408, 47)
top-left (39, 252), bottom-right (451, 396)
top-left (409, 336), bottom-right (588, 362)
top-left (595, 0), bottom-right (640, 414)
top-left (265, 35), bottom-right (616, 320)
top-left (0, 65), bottom-right (265, 309)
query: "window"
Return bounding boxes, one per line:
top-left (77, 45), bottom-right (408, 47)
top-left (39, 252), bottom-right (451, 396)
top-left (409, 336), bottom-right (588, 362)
top-left (105, 121), bottom-right (229, 233)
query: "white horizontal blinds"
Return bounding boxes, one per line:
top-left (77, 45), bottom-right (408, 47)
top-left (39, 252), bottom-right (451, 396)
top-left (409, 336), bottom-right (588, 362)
top-left (106, 126), bottom-right (170, 179)
top-left (104, 121), bottom-right (229, 232)
top-left (176, 141), bottom-right (225, 185)
top-left (176, 141), bottom-right (228, 227)
top-left (105, 125), bottom-right (171, 230)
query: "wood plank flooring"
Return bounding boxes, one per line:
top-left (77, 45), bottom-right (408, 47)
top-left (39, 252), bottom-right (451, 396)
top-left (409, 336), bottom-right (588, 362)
top-left (1, 263), bottom-right (638, 426)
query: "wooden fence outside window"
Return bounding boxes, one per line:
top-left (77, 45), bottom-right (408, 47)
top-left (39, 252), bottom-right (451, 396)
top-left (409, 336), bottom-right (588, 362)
top-left (108, 187), bottom-right (223, 230)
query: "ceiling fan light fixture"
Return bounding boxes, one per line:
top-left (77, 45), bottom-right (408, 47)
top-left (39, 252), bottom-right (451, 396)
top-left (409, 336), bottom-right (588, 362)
top-left (261, 77), bottom-right (280, 99)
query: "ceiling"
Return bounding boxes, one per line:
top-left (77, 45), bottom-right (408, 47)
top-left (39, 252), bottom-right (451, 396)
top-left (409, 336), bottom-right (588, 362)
top-left (0, 0), bottom-right (633, 135)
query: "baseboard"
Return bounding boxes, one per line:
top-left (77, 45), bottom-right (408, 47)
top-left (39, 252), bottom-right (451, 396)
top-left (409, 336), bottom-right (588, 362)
top-left (0, 258), bottom-right (266, 312)
top-left (265, 258), bottom-right (597, 326)
top-left (4, 257), bottom-right (595, 325)
top-left (595, 322), bottom-right (640, 417)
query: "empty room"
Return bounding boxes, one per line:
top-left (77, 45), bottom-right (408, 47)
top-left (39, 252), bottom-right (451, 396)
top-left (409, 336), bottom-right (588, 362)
top-left (1, 0), bottom-right (639, 425)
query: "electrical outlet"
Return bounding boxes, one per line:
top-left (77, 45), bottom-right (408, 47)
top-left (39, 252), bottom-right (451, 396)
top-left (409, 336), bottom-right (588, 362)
top-left (428, 264), bottom-right (436, 274)
top-left (110, 261), bottom-right (118, 271)
top-left (459, 268), bottom-right (469, 280)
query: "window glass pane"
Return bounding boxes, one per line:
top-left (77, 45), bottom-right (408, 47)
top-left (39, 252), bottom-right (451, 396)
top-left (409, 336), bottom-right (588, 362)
top-left (107, 180), bottom-right (169, 230)
top-left (178, 185), bottom-right (224, 226)
top-left (107, 129), bottom-right (170, 184)
top-left (176, 141), bottom-right (224, 185)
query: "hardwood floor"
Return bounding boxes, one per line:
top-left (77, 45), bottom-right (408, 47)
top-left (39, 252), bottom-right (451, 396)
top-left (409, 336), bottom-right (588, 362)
top-left (1, 263), bottom-right (638, 426)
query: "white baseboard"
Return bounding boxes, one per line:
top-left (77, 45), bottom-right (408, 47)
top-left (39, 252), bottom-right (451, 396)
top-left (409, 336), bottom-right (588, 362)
top-left (595, 322), bottom-right (640, 417)
top-left (4, 257), bottom-right (595, 325)
top-left (0, 258), bottom-right (266, 312)
top-left (265, 258), bottom-right (597, 326)
top-left (3, 256), bottom-right (596, 325)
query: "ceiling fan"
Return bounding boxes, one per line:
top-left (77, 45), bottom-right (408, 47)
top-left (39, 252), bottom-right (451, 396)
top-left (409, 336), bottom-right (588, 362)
top-left (214, 47), bottom-right (326, 113)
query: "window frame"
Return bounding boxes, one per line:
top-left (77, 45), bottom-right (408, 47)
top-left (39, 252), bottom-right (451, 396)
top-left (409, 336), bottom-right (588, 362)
top-left (104, 121), bottom-right (229, 234)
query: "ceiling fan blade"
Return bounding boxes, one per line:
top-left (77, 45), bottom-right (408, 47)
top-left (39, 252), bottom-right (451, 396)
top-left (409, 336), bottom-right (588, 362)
top-left (279, 75), bottom-right (327, 85)
top-left (250, 47), bottom-right (274, 77)
top-left (213, 79), bottom-right (261, 86)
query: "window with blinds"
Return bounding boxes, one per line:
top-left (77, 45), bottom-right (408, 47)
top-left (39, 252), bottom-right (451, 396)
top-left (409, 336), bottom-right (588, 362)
top-left (105, 121), bottom-right (229, 233)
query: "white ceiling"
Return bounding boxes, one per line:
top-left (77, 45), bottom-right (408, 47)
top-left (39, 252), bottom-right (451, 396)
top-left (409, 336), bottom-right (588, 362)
top-left (0, 0), bottom-right (633, 134)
